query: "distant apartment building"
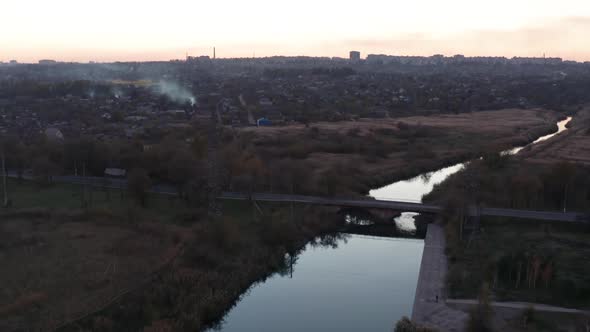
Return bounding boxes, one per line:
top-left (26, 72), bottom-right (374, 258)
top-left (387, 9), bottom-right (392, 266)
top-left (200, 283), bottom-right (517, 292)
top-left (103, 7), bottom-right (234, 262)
top-left (365, 53), bottom-right (564, 66)
top-left (349, 51), bottom-right (361, 62)
top-left (186, 55), bottom-right (211, 64)
top-left (511, 57), bottom-right (563, 65)
top-left (39, 59), bottom-right (57, 65)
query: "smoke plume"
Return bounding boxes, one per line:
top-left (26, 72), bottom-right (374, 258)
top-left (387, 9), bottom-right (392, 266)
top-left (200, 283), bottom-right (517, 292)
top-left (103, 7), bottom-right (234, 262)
top-left (154, 81), bottom-right (196, 106)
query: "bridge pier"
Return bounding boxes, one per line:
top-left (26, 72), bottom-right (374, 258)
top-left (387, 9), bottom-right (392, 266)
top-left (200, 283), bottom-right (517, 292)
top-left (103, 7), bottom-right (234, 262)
top-left (339, 207), bottom-right (402, 225)
top-left (367, 208), bottom-right (402, 223)
top-left (463, 205), bottom-right (483, 245)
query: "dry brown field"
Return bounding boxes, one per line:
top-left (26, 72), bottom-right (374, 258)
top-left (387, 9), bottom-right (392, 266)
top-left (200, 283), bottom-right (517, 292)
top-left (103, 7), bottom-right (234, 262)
top-left (0, 214), bottom-right (182, 331)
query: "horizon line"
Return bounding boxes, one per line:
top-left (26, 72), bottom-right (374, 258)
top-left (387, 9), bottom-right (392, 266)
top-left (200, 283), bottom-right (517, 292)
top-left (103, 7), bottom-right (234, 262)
top-left (3, 52), bottom-right (588, 65)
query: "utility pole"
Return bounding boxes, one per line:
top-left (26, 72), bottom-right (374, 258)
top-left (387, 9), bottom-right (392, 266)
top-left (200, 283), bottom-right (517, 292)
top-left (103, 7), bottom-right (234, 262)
top-left (206, 100), bottom-right (223, 218)
top-left (81, 161), bottom-right (87, 209)
top-left (563, 182), bottom-right (569, 213)
top-left (1, 149), bottom-right (7, 207)
top-left (290, 182), bottom-right (295, 223)
top-left (462, 166), bottom-right (481, 245)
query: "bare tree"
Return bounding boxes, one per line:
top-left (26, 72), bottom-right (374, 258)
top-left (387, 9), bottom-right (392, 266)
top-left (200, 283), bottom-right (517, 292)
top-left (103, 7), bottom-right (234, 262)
top-left (1, 146), bottom-right (7, 207)
top-left (127, 168), bottom-right (152, 207)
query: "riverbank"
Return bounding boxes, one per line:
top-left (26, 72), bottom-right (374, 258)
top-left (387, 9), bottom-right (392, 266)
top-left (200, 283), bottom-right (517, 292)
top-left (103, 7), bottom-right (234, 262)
top-left (240, 108), bottom-right (560, 196)
top-left (53, 203), bottom-right (345, 332)
top-left (412, 223), bottom-right (468, 331)
top-left (404, 114), bottom-right (587, 331)
top-left (520, 108), bottom-right (590, 165)
top-left (416, 120), bottom-right (590, 330)
top-left (356, 110), bottom-right (563, 195)
top-left (0, 195), bottom-right (346, 331)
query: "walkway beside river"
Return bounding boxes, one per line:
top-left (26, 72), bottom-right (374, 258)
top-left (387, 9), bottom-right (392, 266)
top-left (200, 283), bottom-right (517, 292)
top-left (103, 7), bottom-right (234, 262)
top-left (411, 223), bottom-right (467, 331)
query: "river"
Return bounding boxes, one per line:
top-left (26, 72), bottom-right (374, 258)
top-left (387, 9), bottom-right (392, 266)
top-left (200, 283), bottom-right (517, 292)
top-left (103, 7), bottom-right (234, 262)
top-left (370, 116), bottom-right (572, 231)
top-left (212, 235), bottom-right (423, 332)
top-left (211, 116), bottom-right (572, 331)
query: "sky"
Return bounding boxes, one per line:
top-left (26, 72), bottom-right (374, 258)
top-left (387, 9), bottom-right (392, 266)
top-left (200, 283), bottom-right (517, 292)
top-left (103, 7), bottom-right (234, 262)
top-left (1, 0), bottom-right (590, 62)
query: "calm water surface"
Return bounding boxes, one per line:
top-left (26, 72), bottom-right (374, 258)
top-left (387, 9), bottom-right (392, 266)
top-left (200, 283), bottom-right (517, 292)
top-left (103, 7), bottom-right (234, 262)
top-left (212, 235), bottom-right (423, 332)
top-left (504, 116), bottom-right (572, 155)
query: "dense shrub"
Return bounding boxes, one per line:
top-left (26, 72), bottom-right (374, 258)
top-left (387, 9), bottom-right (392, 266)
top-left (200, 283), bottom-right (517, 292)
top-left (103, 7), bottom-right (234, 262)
top-left (394, 317), bottom-right (438, 332)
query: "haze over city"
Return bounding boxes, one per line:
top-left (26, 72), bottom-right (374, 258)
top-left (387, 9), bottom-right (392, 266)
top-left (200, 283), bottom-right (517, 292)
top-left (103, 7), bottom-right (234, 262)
top-left (2, 0), bottom-right (590, 62)
top-left (3, 1), bottom-right (590, 331)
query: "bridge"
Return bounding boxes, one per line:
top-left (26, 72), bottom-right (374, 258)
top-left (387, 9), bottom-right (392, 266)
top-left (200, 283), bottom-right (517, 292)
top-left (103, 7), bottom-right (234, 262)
top-left (219, 192), bottom-right (589, 223)
top-left (6, 172), bottom-right (587, 223)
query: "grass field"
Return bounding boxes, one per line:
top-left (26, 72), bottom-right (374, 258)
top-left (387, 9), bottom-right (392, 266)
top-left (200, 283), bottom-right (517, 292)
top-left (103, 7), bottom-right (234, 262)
top-left (2, 178), bottom-right (198, 222)
top-left (0, 209), bottom-right (183, 331)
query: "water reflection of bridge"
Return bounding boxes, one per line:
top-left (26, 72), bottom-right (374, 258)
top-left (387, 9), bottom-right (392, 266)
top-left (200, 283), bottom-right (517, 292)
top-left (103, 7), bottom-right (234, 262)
top-left (219, 192), bottom-right (589, 223)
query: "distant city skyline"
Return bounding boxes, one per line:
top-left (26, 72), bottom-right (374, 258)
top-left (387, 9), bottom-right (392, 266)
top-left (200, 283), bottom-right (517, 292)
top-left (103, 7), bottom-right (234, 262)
top-left (2, 0), bottom-right (590, 63)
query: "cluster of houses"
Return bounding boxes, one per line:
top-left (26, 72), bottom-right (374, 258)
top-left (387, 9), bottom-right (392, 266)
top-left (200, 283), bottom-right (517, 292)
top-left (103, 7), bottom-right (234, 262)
top-left (1, 56), bottom-right (587, 145)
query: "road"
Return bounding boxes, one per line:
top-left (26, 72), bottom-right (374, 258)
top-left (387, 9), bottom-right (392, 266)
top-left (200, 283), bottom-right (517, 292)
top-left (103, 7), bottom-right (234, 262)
top-left (479, 207), bottom-right (584, 222)
top-left (219, 192), bottom-right (443, 213)
top-left (238, 94), bottom-right (256, 125)
top-left (5, 171), bottom-right (178, 195)
top-left (446, 299), bottom-right (588, 314)
top-left (4, 173), bottom-right (588, 223)
top-left (221, 192), bottom-right (588, 223)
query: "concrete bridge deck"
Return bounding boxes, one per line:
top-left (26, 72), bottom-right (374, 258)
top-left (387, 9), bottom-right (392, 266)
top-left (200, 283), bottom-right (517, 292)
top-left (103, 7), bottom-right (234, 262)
top-left (219, 192), bottom-right (443, 213)
top-left (220, 192), bottom-right (588, 223)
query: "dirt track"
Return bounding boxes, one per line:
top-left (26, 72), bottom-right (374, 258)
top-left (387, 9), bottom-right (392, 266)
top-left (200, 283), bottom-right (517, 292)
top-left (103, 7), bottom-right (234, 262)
top-left (242, 108), bottom-right (557, 137)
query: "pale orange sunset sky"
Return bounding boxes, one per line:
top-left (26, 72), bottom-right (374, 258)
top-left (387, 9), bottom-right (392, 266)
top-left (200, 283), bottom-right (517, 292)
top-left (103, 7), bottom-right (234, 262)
top-left (1, 0), bottom-right (590, 62)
